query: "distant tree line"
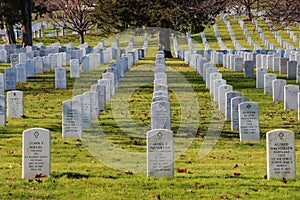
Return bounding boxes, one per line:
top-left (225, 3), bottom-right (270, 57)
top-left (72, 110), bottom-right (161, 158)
top-left (0, 0), bottom-right (299, 49)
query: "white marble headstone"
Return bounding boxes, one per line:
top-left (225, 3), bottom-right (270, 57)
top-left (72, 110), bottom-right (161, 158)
top-left (0, 73), bottom-right (4, 94)
top-left (55, 68), bottom-right (67, 89)
top-left (264, 73), bottom-right (277, 94)
top-left (34, 57), bottom-right (44, 74)
top-left (279, 58), bottom-right (288, 74)
top-left (205, 67), bottom-right (217, 88)
top-left (16, 64), bottom-right (27, 83)
top-left (0, 94), bottom-right (6, 126)
top-left (213, 79), bottom-right (226, 102)
top-left (266, 129), bottom-right (296, 179)
top-left (91, 84), bottom-right (106, 110)
top-left (62, 100), bottom-right (82, 138)
top-left (287, 61), bottom-right (297, 79)
top-left (102, 72), bottom-right (115, 95)
top-left (70, 59), bottom-right (80, 78)
top-left (5, 67), bottom-right (17, 90)
top-left (284, 85), bottom-right (299, 110)
top-left (7, 90), bottom-right (23, 118)
top-left (218, 85), bottom-right (233, 110)
top-left (209, 72), bottom-right (222, 93)
top-left (84, 91), bottom-right (99, 119)
top-left (225, 91), bottom-right (242, 120)
top-left (272, 79), bottom-right (286, 102)
top-left (98, 79), bottom-right (111, 102)
top-left (73, 94), bottom-right (92, 128)
top-left (151, 101), bottom-right (170, 130)
top-left (26, 59), bottom-right (36, 77)
top-left (22, 128), bottom-right (51, 179)
top-left (244, 60), bottom-right (255, 78)
top-left (231, 96), bottom-right (248, 131)
top-left (147, 129), bottom-right (174, 178)
top-left (256, 68), bottom-right (267, 89)
top-left (238, 102), bottom-right (260, 142)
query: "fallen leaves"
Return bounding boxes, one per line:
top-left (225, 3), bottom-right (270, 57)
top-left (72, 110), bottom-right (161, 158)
top-left (133, 140), bottom-right (139, 145)
top-left (197, 184), bottom-right (205, 188)
top-left (185, 189), bottom-right (194, 193)
top-left (148, 194), bottom-right (161, 199)
top-left (28, 187), bottom-right (35, 191)
top-left (233, 172), bottom-right (241, 176)
top-left (125, 171), bottom-right (133, 175)
top-left (5, 177), bottom-right (16, 181)
top-left (35, 179), bottom-right (43, 184)
top-left (220, 195), bottom-right (229, 199)
top-left (35, 174), bottom-right (46, 178)
top-left (282, 177), bottom-right (287, 184)
top-left (177, 168), bottom-right (187, 173)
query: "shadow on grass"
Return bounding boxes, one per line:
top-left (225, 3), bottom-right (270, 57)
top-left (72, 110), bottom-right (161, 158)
top-left (51, 172), bottom-right (90, 179)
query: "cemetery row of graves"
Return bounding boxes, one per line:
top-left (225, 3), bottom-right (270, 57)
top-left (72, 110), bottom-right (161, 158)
top-left (0, 18), bottom-right (300, 198)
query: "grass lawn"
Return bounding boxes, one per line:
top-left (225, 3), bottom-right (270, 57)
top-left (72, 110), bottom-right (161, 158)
top-left (0, 19), bottom-right (300, 200)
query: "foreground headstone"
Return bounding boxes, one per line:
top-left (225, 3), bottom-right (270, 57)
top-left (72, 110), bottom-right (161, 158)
top-left (266, 129), bottom-right (296, 179)
top-left (238, 102), bottom-right (260, 142)
top-left (62, 100), bottom-right (82, 138)
top-left (147, 129), bottom-right (174, 178)
top-left (22, 128), bottom-right (51, 179)
top-left (7, 91), bottom-right (23, 118)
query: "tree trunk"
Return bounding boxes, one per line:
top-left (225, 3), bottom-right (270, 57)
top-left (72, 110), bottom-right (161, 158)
top-left (79, 32), bottom-right (85, 44)
top-left (158, 29), bottom-right (173, 58)
top-left (4, 22), bottom-right (16, 44)
top-left (22, 0), bottom-right (33, 47)
top-left (246, 5), bottom-right (252, 21)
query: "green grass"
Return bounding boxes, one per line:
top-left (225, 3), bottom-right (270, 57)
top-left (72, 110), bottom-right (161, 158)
top-left (0, 18), bottom-right (300, 200)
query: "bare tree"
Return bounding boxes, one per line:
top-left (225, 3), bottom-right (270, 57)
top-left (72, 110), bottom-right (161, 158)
top-left (226, 0), bottom-right (300, 30)
top-left (259, 0), bottom-right (300, 30)
top-left (226, 0), bottom-right (260, 21)
top-left (45, 0), bottom-right (97, 44)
